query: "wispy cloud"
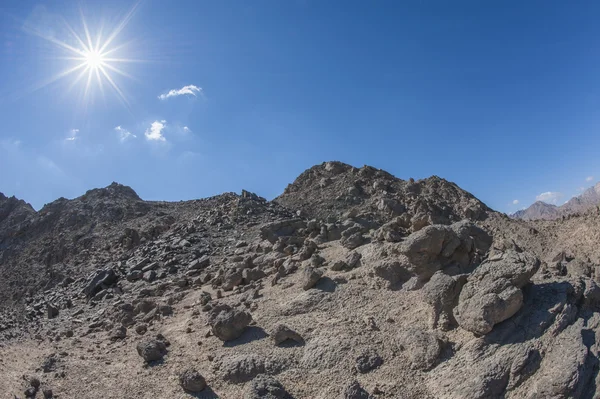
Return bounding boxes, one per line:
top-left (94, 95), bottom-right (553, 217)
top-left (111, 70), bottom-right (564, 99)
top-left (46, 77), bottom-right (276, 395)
top-left (586, 176), bottom-right (594, 182)
top-left (145, 120), bottom-right (167, 142)
top-left (536, 191), bottom-right (563, 205)
top-left (158, 85), bottom-right (202, 100)
top-left (65, 128), bottom-right (79, 141)
top-left (183, 126), bottom-right (191, 133)
top-left (512, 199), bottom-right (519, 205)
top-left (115, 125), bottom-right (136, 142)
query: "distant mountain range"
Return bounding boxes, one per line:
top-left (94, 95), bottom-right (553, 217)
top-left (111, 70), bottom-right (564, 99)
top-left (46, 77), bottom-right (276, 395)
top-left (512, 182), bottom-right (600, 220)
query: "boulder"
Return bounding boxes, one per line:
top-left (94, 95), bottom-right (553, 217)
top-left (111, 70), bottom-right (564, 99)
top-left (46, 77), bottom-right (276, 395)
top-left (355, 350), bottom-right (383, 373)
top-left (342, 380), bottom-right (372, 399)
top-left (179, 368), bottom-right (207, 393)
top-left (270, 324), bottom-right (304, 345)
top-left (396, 328), bottom-right (442, 370)
top-left (207, 304), bottom-right (252, 341)
top-left (83, 268), bottom-right (118, 297)
top-left (455, 250), bottom-right (540, 335)
top-left (301, 266), bottom-right (323, 290)
top-left (423, 271), bottom-right (467, 330)
top-left (222, 269), bottom-right (243, 291)
top-left (341, 232), bottom-right (364, 249)
top-left (136, 338), bottom-right (168, 362)
top-left (218, 353), bottom-right (287, 383)
top-left (244, 375), bottom-right (292, 399)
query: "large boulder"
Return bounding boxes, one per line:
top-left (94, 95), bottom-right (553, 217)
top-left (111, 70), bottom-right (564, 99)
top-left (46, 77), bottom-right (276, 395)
top-left (207, 304), bottom-right (252, 341)
top-left (455, 250), bottom-right (540, 335)
top-left (400, 221), bottom-right (491, 280)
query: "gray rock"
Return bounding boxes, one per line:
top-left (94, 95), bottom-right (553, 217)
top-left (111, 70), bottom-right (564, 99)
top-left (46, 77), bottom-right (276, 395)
top-left (455, 250), bottom-right (540, 335)
top-left (136, 338), bottom-right (168, 362)
top-left (126, 270), bottom-right (142, 282)
top-left (355, 350), bottom-right (383, 373)
top-left (207, 304), bottom-right (252, 341)
top-left (46, 304), bottom-right (59, 319)
top-left (189, 255), bottom-right (210, 270)
top-left (341, 232), bottom-right (364, 249)
top-left (301, 266), bottom-right (323, 290)
top-left (143, 270), bottom-right (156, 282)
top-left (179, 368), bottom-right (207, 393)
top-left (243, 268), bottom-right (266, 283)
top-left (219, 354), bottom-right (270, 383)
top-left (396, 328), bottom-right (441, 370)
top-left (222, 269), bottom-right (243, 291)
top-left (83, 268), bottom-right (118, 298)
top-left (342, 380), bottom-right (372, 399)
top-left (199, 291), bottom-right (212, 306)
top-left (270, 324), bottom-right (304, 346)
top-left (423, 271), bottom-right (467, 330)
top-left (244, 375), bottom-right (292, 399)
top-left (109, 326), bottom-right (127, 340)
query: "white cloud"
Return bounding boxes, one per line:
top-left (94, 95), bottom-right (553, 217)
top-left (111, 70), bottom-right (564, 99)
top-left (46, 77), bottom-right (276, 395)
top-left (65, 128), bottom-right (79, 141)
top-left (158, 85), bottom-right (202, 100)
top-left (144, 120), bottom-right (167, 142)
top-left (536, 191), bottom-right (563, 205)
top-left (586, 176), bottom-right (594, 182)
top-left (115, 126), bottom-right (136, 142)
top-left (512, 199), bottom-right (519, 205)
top-left (183, 126), bottom-right (191, 133)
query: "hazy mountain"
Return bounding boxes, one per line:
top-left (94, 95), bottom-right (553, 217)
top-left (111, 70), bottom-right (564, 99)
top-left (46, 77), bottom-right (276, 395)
top-left (513, 182), bottom-right (600, 220)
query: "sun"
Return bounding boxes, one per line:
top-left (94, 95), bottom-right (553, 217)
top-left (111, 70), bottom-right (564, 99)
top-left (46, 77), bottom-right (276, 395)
top-left (84, 49), bottom-right (105, 70)
top-left (24, 2), bottom-right (142, 106)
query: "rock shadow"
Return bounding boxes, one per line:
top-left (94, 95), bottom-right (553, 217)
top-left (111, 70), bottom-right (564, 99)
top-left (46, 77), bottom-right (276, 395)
top-left (146, 358), bottom-right (166, 368)
top-left (187, 386), bottom-right (220, 399)
top-left (484, 281), bottom-right (575, 346)
top-left (276, 338), bottom-right (305, 348)
top-left (581, 327), bottom-right (599, 399)
top-left (224, 326), bottom-right (268, 347)
top-left (315, 277), bottom-right (337, 293)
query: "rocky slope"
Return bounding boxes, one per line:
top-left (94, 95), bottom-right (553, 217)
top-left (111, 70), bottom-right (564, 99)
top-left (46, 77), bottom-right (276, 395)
top-left (513, 182), bottom-right (600, 220)
top-left (0, 161), bottom-right (599, 399)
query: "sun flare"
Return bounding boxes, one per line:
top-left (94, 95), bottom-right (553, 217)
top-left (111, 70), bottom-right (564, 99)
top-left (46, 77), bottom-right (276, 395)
top-left (83, 49), bottom-right (105, 70)
top-left (24, 2), bottom-right (142, 106)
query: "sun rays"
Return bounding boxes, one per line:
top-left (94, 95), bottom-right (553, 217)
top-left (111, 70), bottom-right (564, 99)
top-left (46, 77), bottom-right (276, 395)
top-left (23, 2), bottom-right (142, 107)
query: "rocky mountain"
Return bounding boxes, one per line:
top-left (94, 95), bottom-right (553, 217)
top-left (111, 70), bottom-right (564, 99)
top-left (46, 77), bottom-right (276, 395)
top-left (1, 161), bottom-right (600, 399)
top-left (513, 182), bottom-right (600, 220)
top-left (511, 200), bottom-right (559, 220)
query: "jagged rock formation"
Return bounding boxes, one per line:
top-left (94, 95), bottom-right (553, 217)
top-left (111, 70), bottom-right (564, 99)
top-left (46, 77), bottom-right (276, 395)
top-left (1, 161), bottom-right (599, 398)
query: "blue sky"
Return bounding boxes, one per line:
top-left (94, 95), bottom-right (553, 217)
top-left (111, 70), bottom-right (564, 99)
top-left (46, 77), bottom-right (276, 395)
top-left (1, 0), bottom-right (600, 212)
